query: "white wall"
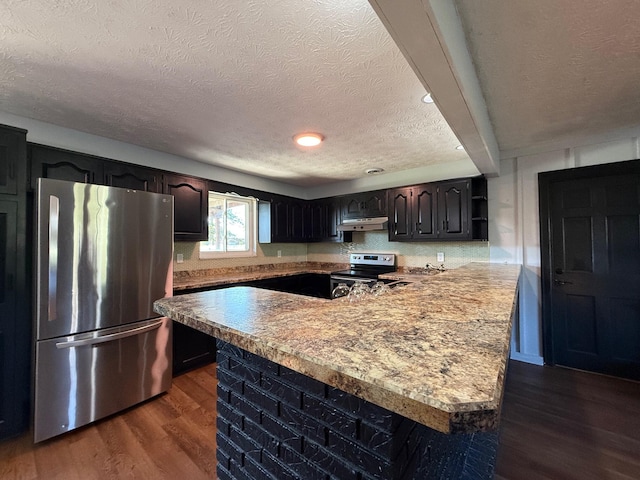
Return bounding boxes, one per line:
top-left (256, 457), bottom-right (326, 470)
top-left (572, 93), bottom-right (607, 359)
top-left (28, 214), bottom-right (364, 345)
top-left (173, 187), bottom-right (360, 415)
top-left (489, 136), bottom-right (640, 365)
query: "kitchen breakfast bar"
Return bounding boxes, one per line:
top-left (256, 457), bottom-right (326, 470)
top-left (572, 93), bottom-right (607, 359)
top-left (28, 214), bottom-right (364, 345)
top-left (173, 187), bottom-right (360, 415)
top-left (154, 263), bottom-right (521, 479)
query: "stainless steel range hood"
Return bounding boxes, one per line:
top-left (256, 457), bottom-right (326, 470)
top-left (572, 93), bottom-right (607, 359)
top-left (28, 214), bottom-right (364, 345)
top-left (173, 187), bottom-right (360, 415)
top-left (337, 217), bottom-right (389, 231)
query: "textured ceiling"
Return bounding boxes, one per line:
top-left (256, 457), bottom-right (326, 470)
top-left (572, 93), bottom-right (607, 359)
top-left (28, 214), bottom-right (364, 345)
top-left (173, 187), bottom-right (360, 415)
top-left (455, 0), bottom-right (640, 154)
top-left (0, 0), bottom-right (471, 187)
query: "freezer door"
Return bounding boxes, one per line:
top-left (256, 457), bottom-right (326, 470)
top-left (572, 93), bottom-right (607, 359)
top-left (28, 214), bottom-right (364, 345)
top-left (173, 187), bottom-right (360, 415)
top-left (35, 179), bottom-right (174, 340)
top-left (33, 317), bottom-right (172, 443)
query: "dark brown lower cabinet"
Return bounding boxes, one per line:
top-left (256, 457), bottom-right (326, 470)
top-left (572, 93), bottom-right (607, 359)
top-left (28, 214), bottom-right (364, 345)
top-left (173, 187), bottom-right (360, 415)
top-left (172, 321), bottom-right (217, 376)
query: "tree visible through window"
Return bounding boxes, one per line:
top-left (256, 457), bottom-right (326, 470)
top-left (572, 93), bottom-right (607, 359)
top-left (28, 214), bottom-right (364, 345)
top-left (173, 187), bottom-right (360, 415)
top-left (200, 192), bottom-right (256, 258)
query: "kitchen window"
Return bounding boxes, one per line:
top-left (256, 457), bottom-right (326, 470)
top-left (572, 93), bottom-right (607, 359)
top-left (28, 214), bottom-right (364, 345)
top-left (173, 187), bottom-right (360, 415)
top-left (200, 192), bottom-right (257, 258)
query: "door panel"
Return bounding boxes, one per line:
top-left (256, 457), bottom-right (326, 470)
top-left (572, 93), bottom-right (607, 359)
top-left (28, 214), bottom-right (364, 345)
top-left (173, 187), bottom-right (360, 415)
top-left (607, 215), bottom-right (640, 274)
top-left (561, 216), bottom-right (593, 272)
top-left (541, 163), bottom-right (640, 380)
top-left (610, 298), bottom-right (640, 363)
top-left (564, 294), bottom-right (598, 355)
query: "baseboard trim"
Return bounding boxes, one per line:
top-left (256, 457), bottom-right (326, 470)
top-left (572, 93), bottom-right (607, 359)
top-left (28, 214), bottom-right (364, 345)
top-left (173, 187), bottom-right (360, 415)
top-left (510, 352), bottom-right (544, 366)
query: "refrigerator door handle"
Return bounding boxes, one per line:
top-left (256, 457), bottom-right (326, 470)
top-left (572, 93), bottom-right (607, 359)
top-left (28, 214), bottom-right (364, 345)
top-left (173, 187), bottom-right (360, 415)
top-left (48, 195), bottom-right (60, 322)
top-left (55, 319), bottom-right (165, 349)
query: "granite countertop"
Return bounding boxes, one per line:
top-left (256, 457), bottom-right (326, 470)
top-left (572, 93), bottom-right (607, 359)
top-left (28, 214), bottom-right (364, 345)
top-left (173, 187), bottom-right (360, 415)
top-left (173, 262), bottom-right (346, 291)
top-left (155, 262), bottom-right (520, 434)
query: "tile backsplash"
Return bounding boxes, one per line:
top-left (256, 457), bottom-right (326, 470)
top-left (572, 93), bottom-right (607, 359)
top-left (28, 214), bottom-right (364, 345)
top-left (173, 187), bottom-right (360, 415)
top-left (174, 232), bottom-right (489, 272)
top-left (307, 232), bottom-right (489, 269)
top-left (173, 241), bottom-right (307, 272)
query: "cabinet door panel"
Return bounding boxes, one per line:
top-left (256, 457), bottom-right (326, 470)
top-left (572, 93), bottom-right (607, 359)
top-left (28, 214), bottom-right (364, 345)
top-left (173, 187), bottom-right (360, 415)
top-left (361, 191), bottom-right (387, 217)
top-left (307, 201), bottom-right (325, 241)
top-left (271, 200), bottom-right (290, 242)
top-left (172, 322), bottom-right (216, 375)
top-left (0, 130), bottom-right (23, 195)
top-left (104, 162), bottom-right (162, 193)
top-left (388, 188), bottom-right (412, 241)
top-left (438, 180), bottom-right (470, 239)
top-left (413, 185), bottom-right (437, 240)
top-left (29, 145), bottom-right (101, 190)
top-left (342, 197), bottom-right (363, 219)
top-left (323, 199), bottom-right (348, 242)
top-left (0, 201), bottom-right (17, 437)
top-left (290, 201), bottom-right (305, 241)
top-left (164, 174), bottom-right (208, 241)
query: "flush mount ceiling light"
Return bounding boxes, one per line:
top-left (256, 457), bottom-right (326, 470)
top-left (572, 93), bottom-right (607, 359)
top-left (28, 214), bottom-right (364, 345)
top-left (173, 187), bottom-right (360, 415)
top-left (293, 132), bottom-right (324, 147)
top-left (421, 93), bottom-right (434, 104)
top-left (365, 167), bottom-right (385, 175)
top-left (456, 144), bottom-right (465, 150)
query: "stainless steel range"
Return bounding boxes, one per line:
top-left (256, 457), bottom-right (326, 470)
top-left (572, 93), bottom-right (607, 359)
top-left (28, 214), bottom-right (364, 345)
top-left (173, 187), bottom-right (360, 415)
top-left (330, 253), bottom-right (396, 294)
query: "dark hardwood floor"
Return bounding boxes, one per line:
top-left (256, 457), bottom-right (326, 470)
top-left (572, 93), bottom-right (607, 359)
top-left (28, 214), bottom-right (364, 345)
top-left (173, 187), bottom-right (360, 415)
top-left (1, 360), bottom-right (639, 479)
top-left (0, 365), bottom-right (218, 480)
top-left (495, 360), bottom-right (640, 480)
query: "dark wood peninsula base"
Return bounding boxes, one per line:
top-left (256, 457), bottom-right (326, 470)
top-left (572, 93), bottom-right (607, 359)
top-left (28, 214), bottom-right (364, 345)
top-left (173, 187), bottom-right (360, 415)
top-left (216, 341), bottom-right (498, 480)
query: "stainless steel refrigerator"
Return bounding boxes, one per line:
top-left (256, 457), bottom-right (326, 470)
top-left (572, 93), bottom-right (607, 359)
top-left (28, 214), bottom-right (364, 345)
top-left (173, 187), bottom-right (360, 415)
top-left (33, 178), bottom-right (174, 443)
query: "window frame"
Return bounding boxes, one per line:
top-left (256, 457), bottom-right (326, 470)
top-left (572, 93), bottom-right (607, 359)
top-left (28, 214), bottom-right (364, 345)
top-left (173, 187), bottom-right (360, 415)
top-left (199, 191), bottom-right (257, 259)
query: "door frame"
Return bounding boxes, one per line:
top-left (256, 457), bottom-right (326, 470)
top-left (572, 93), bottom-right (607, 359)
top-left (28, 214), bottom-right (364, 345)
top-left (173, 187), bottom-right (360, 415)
top-left (538, 159), bottom-right (640, 365)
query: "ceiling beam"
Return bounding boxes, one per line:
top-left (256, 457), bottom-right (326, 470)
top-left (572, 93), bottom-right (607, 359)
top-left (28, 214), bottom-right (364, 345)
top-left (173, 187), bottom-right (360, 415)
top-left (369, 0), bottom-right (500, 176)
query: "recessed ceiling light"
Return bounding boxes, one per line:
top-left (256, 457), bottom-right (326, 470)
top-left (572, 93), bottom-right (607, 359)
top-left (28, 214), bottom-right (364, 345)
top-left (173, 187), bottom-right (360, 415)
top-left (456, 144), bottom-right (465, 150)
top-left (365, 167), bottom-right (385, 175)
top-left (421, 93), bottom-right (434, 104)
top-left (293, 132), bottom-right (324, 147)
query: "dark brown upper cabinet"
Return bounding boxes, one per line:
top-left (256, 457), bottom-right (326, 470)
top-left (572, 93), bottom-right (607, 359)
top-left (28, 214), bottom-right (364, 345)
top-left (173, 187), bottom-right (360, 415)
top-left (104, 162), bottom-right (162, 193)
top-left (341, 190), bottom-right (387, 219)
top-left (0, 126), bottom-right (27, 195)
top-left (388, 177), bottom-right (486, 242)
top-left (163, 174), bottom-right (208, 242)
top-left (388, 184), bottom-right (438, 241)
top-left (29, 144), bottom-right (102, 191)
top-left (259, 198), bottom-right (308, 243)
top-left (437, 179), bottom-right (470, 240)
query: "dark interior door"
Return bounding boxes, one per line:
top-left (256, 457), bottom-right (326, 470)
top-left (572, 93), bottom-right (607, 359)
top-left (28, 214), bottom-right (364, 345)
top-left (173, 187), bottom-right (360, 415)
top-left (540, 161), bottom-right (640, 380)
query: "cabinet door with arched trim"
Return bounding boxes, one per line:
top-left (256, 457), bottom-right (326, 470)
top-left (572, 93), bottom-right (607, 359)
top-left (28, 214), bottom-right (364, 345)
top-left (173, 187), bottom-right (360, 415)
top-left (437, 179), bottom-right (471, 240)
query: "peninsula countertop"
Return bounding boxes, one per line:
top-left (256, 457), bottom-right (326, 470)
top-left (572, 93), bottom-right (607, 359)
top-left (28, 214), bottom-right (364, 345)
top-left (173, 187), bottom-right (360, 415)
top-left (155, 262), bottom-right (521, 434)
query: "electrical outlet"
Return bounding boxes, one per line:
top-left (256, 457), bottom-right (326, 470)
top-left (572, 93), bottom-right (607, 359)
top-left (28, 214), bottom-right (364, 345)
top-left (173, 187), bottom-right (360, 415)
top-left (176, 253), bottom-right (184, 264)
top-left (277, 250), bottom-right (282, 258)
top-left (436, 252), bottom-right (444, 262)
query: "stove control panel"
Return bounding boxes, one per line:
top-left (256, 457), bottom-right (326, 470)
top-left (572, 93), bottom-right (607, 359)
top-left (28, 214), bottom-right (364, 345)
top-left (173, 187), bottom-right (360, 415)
top-left (349, 253), bottom-right (396, 267)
